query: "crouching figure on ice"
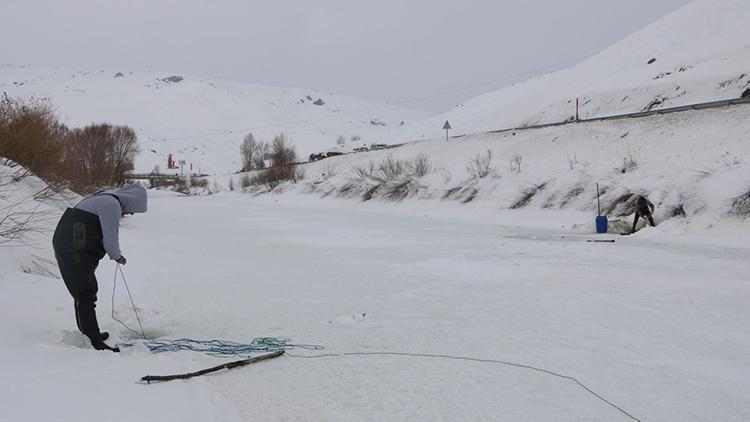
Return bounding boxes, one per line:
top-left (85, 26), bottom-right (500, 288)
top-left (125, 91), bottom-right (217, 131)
top-left (53, 184), bottom-right (148, 352)
top-left (631, 195), bottom-right (655, 234)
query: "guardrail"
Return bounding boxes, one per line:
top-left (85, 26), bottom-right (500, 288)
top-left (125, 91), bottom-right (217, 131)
top-left (129, 95), bottom-right (750, 174)
top-left (486, 96), bottom-right (750, 135)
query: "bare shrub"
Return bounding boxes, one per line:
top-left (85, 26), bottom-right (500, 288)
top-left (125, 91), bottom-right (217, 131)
top-left (1, 95), bottom-right (139, 193)
top-left (411, 153), bottom-right (431, 177)
top-left (62, 123), bottom-right (139, 193)
top-left (376, 156), bottom-right (406, 181)
top-left (0, 95), bottom-right (67, 183)
top-left (440, 168), bottom-right (452, 184)
top-left (560, 186), bottom-right (585, 208)
top-left (466, 150), bottom-right (494, 179)
top-left (250, 165), bottom-right (304, 191)
top-left (336, 135), bottom-right (346, 146)
top-left (252, 141), bottom-right (269, 170)
top-left (228, 177), bottom-right (235, 191)
top-left (620, 149), bottom-right (638, 173)
top-left (0, 170), bottom-right (53, 245)
top-left (348, 161), bottom-right (376, 181)
top-left (383, 180), bottom-right (415, 201)
top-left (240, 132), bottom-right (256, 172)
top-left (245, 133), bottom-right (302, 190)
top-left (603, 193), bottom-right (635, 216)
top-left (667, 203), bottom-right (687, 218)
top-left (190, 177), bottom-right (209, 188)
top-left (567, 152), bottom-right (578, 170)
top-left (270, 134), bottom-right (297, 168)
top-left (510, 153), bottom-right (522, 173)
top-left (320, 163), bottom-right (338, 181)
top-left (730, 191), bottom-right (750, 217)
top-left (342, 155), bottom-right (431, 201)
top-left (240, 174), bottom-right (251, 189)
top-left (510, 183), bottom-right (547, 209)
top-left (174, 176), bottom-right (190, 194)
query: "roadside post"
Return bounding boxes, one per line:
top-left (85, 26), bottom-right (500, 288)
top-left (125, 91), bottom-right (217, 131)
top-left (443, 120), bottom-right (452, 141)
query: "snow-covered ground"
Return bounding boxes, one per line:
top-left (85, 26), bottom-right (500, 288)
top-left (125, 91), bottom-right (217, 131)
top-left (403, 0), bottom-right (750, 140)
top-left (2, 189), bottom-right (749, 421)
top-left (228, 103), bottom-right (750, 237)
top-left (0, 65), bottom-right (429, 174)
top-left (2, 1), bottom-right (749, 420)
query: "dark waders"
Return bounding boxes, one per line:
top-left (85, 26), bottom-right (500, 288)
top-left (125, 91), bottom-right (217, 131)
top-left (632, 197), bottom-right (656, 233)
top-left (52, 208), bottom-right (114, 351)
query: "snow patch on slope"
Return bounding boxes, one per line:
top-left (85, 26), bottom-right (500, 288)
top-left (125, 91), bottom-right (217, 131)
top-left (0, 66), bottom-right (430, 174)
top-left (404, 0), bottom-right (750, 140)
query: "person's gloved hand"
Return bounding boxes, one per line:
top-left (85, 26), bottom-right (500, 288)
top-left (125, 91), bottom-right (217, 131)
top-left (114, 256), bottom-right (127, 265)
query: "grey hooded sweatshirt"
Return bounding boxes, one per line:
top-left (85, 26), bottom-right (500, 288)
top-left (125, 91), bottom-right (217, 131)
top-left (75, 184), bottom-right (148, 260)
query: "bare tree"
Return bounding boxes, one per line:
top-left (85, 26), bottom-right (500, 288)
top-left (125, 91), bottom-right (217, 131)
top-left (252, 141), bottom-right (269, 170)
top-left (240, 132), bottom-right (256, 172)
top-left (270, 134), bottom-right (297, 168)
top-left (0, 94), bottom-right (66, 183)
top-left (63, 123), bottom-right (139, 192)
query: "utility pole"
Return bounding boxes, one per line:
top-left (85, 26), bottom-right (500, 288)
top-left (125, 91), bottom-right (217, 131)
top-left (576, 98), bottom-right (580, 122)
top-left (443, 120), bottom-right (452, 141)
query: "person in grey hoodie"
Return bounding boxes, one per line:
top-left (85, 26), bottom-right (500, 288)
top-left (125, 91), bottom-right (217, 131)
top-left (52, 184), bottom-right (148, 352)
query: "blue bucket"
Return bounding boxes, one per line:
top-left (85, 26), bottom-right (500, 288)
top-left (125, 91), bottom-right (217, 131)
top-left (596, 216), bottom-right (608, 233)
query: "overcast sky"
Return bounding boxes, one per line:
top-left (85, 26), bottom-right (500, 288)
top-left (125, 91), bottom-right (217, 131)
top-left (2, 0), bottom-right (691, 113)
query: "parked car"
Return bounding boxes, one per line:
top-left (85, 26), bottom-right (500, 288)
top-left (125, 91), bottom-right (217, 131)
top-left (370, 143), bottom-right (388, 150)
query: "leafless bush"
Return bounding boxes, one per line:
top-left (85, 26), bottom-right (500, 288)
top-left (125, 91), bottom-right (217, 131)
top-left (466, 150), bottom-right (494, 179)
top-left (375, 156), bottom-right (407, 181)
top-left (1, 95), bottom-right (139, 193)
top-left (61, 123), bottom-right (139, 193)
top-left (240, 174), bottom-right (251, 189)
top-left (250, 165), bottom-right (304, 191)
top-left (244, 134), bottom-right (302, 190)
top-left (411, 153), bottom-right (431, 177)
top-left (228, 177), bottom-right (235, 191)
top-left (667, 203), bottom-right (687, 218)
top-left (730, 191), bottom-right (750, 217)
top-left (559, 186), bottom-right (585, 208)
top-left (510, 153), bottom-right (522, 173)
top-left (620, 149), bottom-right (639, 173)
top-left (567, 152), bottom-right (578, 170)
top-left (270, 134), bottom-right (297, 168)
top-left (252, 141), bottom-right (269, 170)
top-left (383, 180), bottom-right (415, 201)
top-left (510, 183), bottom-right (547, 209)
top-left (320, 163), bottom-right (338, 181)
top-left (603, 193), bottom-right (635, 216)
top-left (440, 168), bottom-right (452, 184)
top-left (175, 176), bottom-right (190, 194)
top-left (348, 161), bottom-right (376, 181)
top-left (240, 132), bottom-right (256, 172)
top-left (190, 177), bottom-right (209, 188)
top-left (0, 179), bottom-right (50, 245)
top-left (0, 95), bottom-right (67, 183)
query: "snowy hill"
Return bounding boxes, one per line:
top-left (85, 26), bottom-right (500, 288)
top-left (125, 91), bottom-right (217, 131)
top-left (216, 0), bottom-right (750, 235)
top-left (403, 0), bottom-right (750, 140)
top-left (0, 65), bottom-right (430, 174)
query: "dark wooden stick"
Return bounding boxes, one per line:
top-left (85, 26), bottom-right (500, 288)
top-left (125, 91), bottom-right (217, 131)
top-left (141, 350), bottom-right (284, 383)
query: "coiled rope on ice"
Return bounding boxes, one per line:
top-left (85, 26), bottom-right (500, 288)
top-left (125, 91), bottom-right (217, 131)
top-left (111, 265), bottom-right (640, 421)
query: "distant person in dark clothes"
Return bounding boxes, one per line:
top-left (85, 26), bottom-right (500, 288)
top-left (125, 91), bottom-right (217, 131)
top-left (631, 195), bottom-right (655, 233)
top-left (52, 184), bottom-right (148, 352)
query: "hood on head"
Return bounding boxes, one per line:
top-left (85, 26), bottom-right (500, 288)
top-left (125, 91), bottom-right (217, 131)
top-left (110, 184), bottom-right (148, 214)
